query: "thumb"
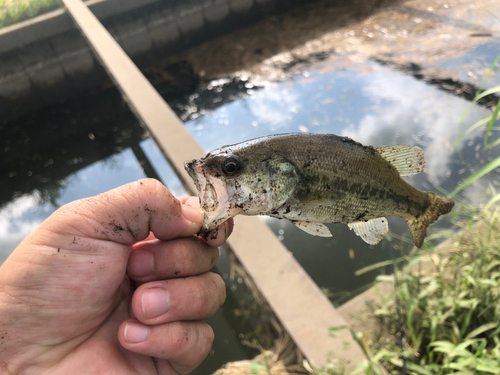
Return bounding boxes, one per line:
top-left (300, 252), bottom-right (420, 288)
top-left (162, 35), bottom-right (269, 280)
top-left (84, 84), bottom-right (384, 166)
top-left (31, 178), bottom-right (204, 247)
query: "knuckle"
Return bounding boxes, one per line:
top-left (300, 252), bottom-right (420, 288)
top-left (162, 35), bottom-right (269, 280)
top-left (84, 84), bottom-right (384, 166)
top-left (202, 273), bottom-right (226, 313)
top-left (210, 273), bottom-right (226, 300)
top-left (189, 274), bottom-right (225, 317)
top-left (169, 322), bottom-right (214, 373)
top-left (138, 178), bottom-right (164, 190)
top-left (140, 179), bottom-right (173, 200)
top-left (192, 279), bottom-right (211, 316)
top-left (185, 240), bottom-right (201, 267)
top-left (177, 321), bottom-right (214, 355)
top-left (202, 324), bottom-right (215, 351)
top-left (173, 240), bottom-right (219, 277)
top-left (168, 322), bottom-right (191, 354)
top-left (179, 323), bottom-right (196, 353)
top-left (190, 322), bottom-right (214, 358)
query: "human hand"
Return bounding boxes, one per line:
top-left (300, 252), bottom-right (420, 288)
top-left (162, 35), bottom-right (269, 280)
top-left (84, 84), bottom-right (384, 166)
top-left (0, 179), bottom-right (232, 374)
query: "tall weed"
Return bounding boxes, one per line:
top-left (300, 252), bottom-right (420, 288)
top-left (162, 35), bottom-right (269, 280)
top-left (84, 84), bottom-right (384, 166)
top-left (369, 213), bottom-right (500, 374)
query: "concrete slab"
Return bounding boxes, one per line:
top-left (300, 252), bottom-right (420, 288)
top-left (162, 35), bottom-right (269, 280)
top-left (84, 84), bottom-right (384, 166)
top-left (0, 70), bottom-right (43, 122)
top-left (176, 0), bottom-right (208, 44)
top-left (255, 0), bottom-right (276, 12)
top-left (0, 49), bottom-right (43, 119)
top-left (49, 30), bottom-right (95, 76)
top-left (114, 16), bottom-right (153, 57)
top-left (88, 0), bottom-right (159, 20)
top-left (15, 40), bottom-right (66, 88)
top-left (202, 0), bottom-right (233, 37)
top-left (14, 39), bottom-right (89, 109)
top-left (203, 0), bottom-right (231, 24)
top-left (145, 7), bottom-right (182, 53)
top-left (0, 71), bottom-right (33, 101)
top-left (229, 0), bottom-right (255, 13)
top-left (228, 0), bottom-right (258, 29)
top-left (0, 50), bottom-right (25, 78)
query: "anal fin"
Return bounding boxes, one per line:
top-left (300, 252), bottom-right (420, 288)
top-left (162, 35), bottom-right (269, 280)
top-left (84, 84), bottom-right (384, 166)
top-left (348, 217), bottom-right (388, 245)
top-left (292, 221), bottom-right (332, 237)
top-left (376, 145), bottom-right (425, 176)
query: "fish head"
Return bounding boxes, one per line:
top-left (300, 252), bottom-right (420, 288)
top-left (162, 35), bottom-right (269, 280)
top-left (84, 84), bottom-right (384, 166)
top-left (184, 143), bottom-right (299, 232)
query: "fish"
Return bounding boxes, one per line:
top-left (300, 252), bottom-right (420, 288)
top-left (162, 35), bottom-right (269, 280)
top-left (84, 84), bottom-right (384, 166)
top-left (184, 133), bottom-right (455, 247)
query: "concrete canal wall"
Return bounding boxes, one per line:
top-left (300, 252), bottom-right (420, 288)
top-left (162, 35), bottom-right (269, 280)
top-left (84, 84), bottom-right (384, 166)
top-left (0, 0), bottom-right (303, 124)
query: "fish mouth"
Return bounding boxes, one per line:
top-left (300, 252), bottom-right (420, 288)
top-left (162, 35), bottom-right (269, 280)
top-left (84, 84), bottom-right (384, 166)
top-left (184, 159), bottom-right (242, 233)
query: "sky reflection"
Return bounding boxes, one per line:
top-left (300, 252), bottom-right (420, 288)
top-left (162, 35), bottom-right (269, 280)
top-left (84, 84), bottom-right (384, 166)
top-left (186, 61), bottom-right (496, 200)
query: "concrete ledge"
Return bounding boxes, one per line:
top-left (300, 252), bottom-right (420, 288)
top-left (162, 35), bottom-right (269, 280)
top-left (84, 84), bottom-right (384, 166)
top-left (0, 0), bottom-right (160, 54)
top-left (230, 0), bottom-right (255, 13)
top-left (203, 0), bottom-right (231, 25)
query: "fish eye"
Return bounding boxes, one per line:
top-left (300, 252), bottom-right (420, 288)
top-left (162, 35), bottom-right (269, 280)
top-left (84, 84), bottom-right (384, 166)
top-left (221, 156), bottom-right (243, 177)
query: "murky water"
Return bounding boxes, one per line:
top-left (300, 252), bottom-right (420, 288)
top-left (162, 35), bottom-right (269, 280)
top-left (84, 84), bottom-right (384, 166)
top-left (1, 5), bottom-right (500, 374)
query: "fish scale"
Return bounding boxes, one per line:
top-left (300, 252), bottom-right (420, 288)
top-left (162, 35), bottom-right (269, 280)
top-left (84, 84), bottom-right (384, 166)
top-left (275, 138), bottom-right (424, 222)
top-left (184, 133), bottom-right (454, 247)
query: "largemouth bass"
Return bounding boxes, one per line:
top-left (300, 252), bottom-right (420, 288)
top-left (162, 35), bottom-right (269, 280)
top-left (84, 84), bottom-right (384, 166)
top-left (184, 133), bottom-right (454, 247)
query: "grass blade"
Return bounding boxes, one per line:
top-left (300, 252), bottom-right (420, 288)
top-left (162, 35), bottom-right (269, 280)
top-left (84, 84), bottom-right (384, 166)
top-left (448, 157), bottom-right (500, 199)
top-left (465, 322), bottom-right (498, 340)
top-left (452, 115), bottom-right (492, 150)
top-left (483, 193), bottom-right (500, 213)
top-left (484, 98), bottom-right (500, 146)
top-left (485, 137), bottom-right (500, 150)
top-left (355, 257), bottom-right (406, 276)
top-left (473, 86), bottom-right (500, 102)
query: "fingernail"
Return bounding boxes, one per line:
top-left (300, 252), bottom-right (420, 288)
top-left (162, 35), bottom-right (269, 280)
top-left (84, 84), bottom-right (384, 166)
top-left (181, 203), bottom-right (204, 223)
top-left (124, 322), bottom-right (150, 343)
top-left (129, 250), bottom-right (153, 277)
top-left (142, 287), bottom-right (170, 319)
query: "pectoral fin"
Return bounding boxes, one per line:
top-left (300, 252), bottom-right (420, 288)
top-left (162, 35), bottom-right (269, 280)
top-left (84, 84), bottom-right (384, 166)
top-left (292, 221), bottom-right (332, 237)
top-left (376, 145), bottom-right (425, 176)
top-left (348, 217), bottom-right (388, 245)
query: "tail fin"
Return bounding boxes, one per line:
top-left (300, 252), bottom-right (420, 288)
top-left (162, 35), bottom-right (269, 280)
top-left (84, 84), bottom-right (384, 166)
top-left (407, 192), bottom-right (455, 248)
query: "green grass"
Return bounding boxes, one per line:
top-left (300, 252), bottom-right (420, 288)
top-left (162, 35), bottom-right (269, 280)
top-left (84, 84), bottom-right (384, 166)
top-left (0, 0), bottom-right (64, 28)
top-left (369, 212), bottom-right (500, 374)
top-left (309, 216), bottom-right (500, 375)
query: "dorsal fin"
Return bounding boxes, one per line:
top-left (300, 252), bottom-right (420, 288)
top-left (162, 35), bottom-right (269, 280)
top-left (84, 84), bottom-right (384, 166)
top-left (375, 145), bottom-right (425, 176)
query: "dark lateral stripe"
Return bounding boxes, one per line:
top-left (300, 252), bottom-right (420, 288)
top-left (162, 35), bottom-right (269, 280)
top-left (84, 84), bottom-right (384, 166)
top-left (331, 177), bottom-right (428, 215)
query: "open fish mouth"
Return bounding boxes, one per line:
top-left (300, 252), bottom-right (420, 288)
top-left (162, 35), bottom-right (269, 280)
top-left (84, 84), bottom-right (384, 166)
top-left (184, 159), bottom-right (242, 232)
